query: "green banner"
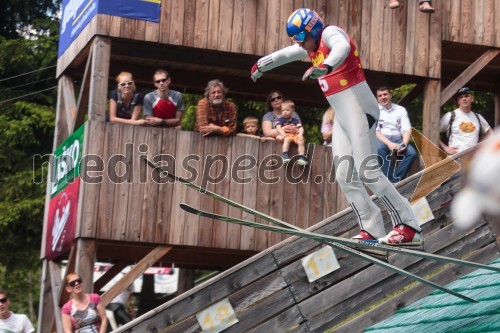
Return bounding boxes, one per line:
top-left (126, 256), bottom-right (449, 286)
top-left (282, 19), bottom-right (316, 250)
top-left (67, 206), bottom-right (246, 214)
top-left (50, 123), bottom-right (85, 197)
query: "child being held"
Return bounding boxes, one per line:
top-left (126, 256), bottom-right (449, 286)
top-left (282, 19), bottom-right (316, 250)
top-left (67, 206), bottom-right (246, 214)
top-left (237, 116), bottom-right (274, 142)
top-left (276, 100), bottom-right (309, 165)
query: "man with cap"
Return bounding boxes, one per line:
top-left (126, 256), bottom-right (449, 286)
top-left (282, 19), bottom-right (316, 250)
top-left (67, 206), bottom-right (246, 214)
top-left (439, 87), bottom-right (492, 155)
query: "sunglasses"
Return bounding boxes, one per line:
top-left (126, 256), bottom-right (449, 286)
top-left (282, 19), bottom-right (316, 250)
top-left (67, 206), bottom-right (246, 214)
top-left (154, 78), bottom-right (168, 84)
top-left (270, 95), bottom-right (283, 102)
top-left (119, 81), bottom-right (134, 87)
top-left (291, 31), bottom-right (307, 43)
top-left (0, 297), bottom-right (8, 304)
top-left (68, 278), bottom-right (82, 287)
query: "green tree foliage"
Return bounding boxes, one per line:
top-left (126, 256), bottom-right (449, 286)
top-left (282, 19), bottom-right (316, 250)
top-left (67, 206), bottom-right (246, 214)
top-left (0, 0), bottom-right (59, 39)
top-left (0, 0), bottom-right (59, 324)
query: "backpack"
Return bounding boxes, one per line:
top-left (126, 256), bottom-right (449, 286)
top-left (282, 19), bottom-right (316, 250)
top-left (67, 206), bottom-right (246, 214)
top-left (443, 110), bottom-right (483, 146)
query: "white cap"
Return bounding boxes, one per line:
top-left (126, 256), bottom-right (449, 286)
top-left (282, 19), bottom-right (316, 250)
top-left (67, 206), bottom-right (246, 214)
top-left (451, 129), bottom-right (500, 229)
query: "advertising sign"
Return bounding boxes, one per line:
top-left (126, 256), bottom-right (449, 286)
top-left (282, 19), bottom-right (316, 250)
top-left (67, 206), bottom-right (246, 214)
top-left (45, 124), bottom-right (85, 259)
top-left (58, 0), bottom-right (161, 57)
top-left (46, 178), bottom-right (80, 260)
top-left (58, 0), bottom-right (98, 57)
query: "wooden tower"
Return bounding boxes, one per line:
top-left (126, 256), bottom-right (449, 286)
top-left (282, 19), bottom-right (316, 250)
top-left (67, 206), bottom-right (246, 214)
top-left (38, 1), bottom-right (500, 332)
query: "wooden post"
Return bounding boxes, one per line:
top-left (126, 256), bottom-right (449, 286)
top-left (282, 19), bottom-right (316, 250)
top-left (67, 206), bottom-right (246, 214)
top-left (75, 238), bottom-right (97, 293)
top-left (37, 261), bottom-right (56, 333)
top-left (88, 36), bottom-right (111, 121)
top-left (421, 79), bottom-right (442, 166)
top-left (176, 268), bottom-right (195, 295)
top-left (74, 43), bottom-right (94, 132)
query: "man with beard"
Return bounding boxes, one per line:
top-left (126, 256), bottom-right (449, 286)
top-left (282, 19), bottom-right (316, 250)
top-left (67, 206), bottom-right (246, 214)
top-left (195, 79), bottom-right (237, 136)
top-left (143, 69), bottom-right (184, 127)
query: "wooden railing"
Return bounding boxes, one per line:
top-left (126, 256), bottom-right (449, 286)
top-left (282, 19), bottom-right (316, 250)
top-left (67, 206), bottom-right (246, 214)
top-left (78, 121), bottom-right (353, 252)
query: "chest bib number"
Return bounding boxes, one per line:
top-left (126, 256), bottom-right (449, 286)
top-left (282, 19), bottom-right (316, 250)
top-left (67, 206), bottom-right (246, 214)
top-left (318, 78), bottom-right (329, 92)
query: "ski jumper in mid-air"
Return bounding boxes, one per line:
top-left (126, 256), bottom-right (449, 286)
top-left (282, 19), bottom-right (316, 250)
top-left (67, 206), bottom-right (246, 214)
top-left (251, 8), bottom-right (422, 245)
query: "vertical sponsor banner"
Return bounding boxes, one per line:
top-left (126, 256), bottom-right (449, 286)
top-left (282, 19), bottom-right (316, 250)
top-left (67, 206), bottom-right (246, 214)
top-left (45, 124), bottom-right (85, 260)
top-left (58, 0), bottom-right (161, 58)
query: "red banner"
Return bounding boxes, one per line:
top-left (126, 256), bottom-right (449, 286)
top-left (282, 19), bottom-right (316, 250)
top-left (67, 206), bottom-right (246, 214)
top-left (45, 177), bottom-right (80, 260)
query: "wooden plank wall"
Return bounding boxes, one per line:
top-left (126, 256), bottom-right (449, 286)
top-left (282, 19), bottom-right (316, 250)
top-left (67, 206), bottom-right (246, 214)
top-left (78, 122), bottom-right (351, 251)
top-left (55, 0), bottom-right (474, 79)
top-left (442, 0), bottom-right (500, 47)
top-left (114, 149), bottom-right (499, 333)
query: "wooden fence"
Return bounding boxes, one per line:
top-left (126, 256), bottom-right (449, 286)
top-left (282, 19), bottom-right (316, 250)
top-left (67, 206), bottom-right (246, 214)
top-left (77, 121), bottom-right (352, 252)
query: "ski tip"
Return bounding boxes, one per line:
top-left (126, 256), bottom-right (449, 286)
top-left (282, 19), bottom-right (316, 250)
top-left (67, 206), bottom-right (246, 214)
top-left (179, 203), bottom-right (190, 211)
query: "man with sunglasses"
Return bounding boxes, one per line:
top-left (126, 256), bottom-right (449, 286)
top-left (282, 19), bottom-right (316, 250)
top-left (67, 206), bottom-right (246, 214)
top-left (250, 8), bottom-right (422, 246)
top-left (0, 290), bottom-right (35, 333)
top-left (143, 69), bottom-right (184, 128)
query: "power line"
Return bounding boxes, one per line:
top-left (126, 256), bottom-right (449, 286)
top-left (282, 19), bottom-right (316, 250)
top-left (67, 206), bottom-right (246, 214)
top-left (0, 65), bottom-right (56, 83)
top-left (0, 86), bottom-right (57, 104)
top-left (0, 77), bottom-right (56, 92)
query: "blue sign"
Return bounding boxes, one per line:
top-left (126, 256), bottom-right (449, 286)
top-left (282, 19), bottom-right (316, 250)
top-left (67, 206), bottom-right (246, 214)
top-left (58, 0), bottom-right (98, 57)
top-left (99, 0), bottom-right (161, 22)
top-left (58, 0), bottom-right (161, 58)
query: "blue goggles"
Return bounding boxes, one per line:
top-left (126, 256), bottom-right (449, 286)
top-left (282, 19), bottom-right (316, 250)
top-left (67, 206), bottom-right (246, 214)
top-left (291, 30), bottom-right (307, 43)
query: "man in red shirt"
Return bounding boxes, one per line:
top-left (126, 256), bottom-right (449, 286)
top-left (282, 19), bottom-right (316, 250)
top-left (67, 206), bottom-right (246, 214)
top-left (143, 69), bottom-right (184, 127)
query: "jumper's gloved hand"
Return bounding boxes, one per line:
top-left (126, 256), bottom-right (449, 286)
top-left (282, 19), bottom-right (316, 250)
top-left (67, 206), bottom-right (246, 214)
top-left (251, 63), bottom-right (263, 82)
top-left (302, 64), bottom-right (332, 81)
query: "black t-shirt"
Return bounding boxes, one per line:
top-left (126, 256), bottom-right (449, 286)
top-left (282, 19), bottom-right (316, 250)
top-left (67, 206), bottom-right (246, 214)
top-left (110, 90), bottom-right (144, 119)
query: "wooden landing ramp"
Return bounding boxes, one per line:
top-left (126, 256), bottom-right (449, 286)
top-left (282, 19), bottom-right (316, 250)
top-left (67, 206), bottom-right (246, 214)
top-left (113, 147), bottom-right (499, 332)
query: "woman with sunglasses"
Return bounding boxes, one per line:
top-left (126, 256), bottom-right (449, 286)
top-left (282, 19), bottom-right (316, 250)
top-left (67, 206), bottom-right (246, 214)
top-left (250, 8), bottom-right (422, 246)
top-left (108, 72), bottom-right (146, 125)
top-left (61, 273), bottom-right (107, 333)
top-left (261, 91), bottom-right (301, 139)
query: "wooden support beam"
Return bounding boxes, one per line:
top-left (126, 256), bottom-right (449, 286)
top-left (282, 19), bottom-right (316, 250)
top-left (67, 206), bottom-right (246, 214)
top-left (422, 79), bottom-right (442, 164)
top-left (37, 260), bottom-right (56, 333)
top-left (93, 260), bottom-right (129, 292)
top-left (54, 79), bottom-right (70, 147)
top-left (440, 49), bottom-right (500, 105)
top-left (60, 75), bottom-right (77, 133)
top-left (75, 46), bottom-right (93, 131)
top-left (48, 261), bottom-right (64, 333)
top-left (59, 246), bottom-right (77, 307)
top-left (75, 238), bottom-right (97, 294)
top-left (88, 36), bottom-right (111, 121)
top-left (100, 246), bottom-right (172, 307)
